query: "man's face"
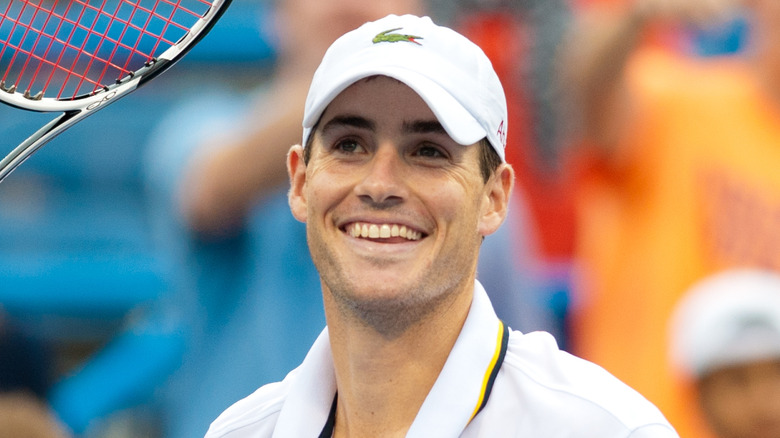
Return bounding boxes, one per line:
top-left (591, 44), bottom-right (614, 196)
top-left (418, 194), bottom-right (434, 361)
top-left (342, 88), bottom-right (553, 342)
top-left (698, 358), bottom-right (780, 438)
top-left (288, 76), bottom-right (511, 335)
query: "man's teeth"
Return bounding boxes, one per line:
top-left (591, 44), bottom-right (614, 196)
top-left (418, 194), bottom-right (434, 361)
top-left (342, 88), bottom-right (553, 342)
top-left (348, 223), bottom-right (421, 241)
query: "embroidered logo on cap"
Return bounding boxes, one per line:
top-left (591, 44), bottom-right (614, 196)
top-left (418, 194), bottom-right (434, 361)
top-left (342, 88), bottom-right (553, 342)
top-left (373, 28), bottom-right (423, 45)
top-left (497, 120), bottom-right (507, 147)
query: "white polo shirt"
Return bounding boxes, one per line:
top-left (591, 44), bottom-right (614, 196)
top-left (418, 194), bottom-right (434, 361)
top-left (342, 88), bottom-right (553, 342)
top-left (205, 281), bottom-right (678, 437)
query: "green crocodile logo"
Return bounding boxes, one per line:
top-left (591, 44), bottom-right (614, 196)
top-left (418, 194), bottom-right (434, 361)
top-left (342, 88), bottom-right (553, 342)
top-left (372, 28), bottom-right (423, 45)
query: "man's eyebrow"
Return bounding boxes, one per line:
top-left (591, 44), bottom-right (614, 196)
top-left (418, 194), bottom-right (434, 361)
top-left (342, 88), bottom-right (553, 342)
top-left (321, 115), bottom-right (375, 134)
top-left (402, 120), bottom-right (447, 135)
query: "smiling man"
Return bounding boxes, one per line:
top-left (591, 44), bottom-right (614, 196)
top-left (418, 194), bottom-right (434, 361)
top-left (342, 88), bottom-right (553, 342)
top-left (205, 14), bottom-right (678, 438)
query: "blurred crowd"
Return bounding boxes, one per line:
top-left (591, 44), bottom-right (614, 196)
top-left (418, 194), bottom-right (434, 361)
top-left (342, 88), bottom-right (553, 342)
top-left (2, 0), bottom-right (780, 437)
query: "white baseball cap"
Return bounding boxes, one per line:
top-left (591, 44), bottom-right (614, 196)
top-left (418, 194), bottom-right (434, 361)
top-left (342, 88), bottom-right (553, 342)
top-left (669, 269), bottom-right (780, 379)
top-left (302, 14), bottom-right (508, 162)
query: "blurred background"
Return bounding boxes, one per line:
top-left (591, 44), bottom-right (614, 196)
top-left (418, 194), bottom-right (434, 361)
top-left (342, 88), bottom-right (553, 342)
top-left (2, 0), bottom-right (774, 437)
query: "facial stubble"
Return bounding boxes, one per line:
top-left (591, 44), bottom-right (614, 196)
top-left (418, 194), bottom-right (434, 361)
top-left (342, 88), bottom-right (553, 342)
top-left (308, 231), bottom-right (480, 339)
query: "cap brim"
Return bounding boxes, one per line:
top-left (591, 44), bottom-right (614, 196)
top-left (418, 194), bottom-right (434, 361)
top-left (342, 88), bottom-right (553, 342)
top-left (303, 65), bottom-right (486, 148)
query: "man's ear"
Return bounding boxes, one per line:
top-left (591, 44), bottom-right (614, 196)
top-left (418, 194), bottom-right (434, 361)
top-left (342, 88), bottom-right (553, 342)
top-left (287, 144), bottom-right (308, 223)
top-left (478, 163), bottom-right (514, 237)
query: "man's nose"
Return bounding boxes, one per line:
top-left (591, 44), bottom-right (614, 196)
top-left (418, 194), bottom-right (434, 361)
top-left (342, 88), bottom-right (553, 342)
top-left (353, 144), bottom-right (408, 208)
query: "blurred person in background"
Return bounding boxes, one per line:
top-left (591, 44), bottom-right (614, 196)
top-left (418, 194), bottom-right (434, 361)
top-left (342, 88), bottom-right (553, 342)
top-left (561, 0), bottom-right (780, 435)
top-left (669, 269), bottom-right (780, 438)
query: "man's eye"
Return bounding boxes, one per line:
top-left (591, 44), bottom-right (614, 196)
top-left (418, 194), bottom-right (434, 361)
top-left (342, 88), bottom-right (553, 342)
top-left (415, 145), bottom-right (446, 158)
top-left (335, 139), bottom-right (363, 154)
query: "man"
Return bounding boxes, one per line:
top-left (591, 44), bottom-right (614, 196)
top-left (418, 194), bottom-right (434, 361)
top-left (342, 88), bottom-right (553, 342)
top-left (205, 14), bottom-right (677, 437)
top-left (669, 269), bottom-right (780, 438)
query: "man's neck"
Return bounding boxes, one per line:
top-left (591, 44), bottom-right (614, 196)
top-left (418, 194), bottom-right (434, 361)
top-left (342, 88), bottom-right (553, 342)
top-left (323, 284), bottom-right (473, 438)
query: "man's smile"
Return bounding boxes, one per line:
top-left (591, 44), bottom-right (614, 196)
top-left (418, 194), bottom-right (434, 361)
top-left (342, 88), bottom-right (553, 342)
top-left (344, 222), bottom-right (424, 241)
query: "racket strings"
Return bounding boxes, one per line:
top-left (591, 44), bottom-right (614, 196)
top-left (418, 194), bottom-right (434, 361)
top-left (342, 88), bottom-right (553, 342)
top-left (0, 0), bottom-right (211, 101)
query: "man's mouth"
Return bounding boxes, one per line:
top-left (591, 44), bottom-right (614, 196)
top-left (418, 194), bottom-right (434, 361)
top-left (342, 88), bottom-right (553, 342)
top-left (346, 222), bottom-right (423, 241)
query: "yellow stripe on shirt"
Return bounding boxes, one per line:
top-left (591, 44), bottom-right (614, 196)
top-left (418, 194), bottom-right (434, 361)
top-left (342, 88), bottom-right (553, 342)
top-left (469, 320), bottom-right (509, 421)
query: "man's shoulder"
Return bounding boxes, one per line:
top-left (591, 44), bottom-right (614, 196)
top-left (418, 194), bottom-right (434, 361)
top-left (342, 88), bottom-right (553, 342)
top-left (204, 378), bottom-right (291, 438)
top-left (491, 330), bottom-right (677, 436)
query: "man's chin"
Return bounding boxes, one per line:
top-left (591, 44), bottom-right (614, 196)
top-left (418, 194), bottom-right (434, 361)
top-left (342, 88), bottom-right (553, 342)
top-left (330, 283), bottom-right (449, 338)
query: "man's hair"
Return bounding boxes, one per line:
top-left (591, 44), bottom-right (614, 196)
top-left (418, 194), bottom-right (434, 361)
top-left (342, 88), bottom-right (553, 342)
top-left (302, 131), bottom-right (501, 183)
top-left (477, 138), bottom-right (502, 183)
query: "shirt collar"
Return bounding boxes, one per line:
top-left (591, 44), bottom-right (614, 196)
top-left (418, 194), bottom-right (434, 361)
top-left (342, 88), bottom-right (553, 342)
top-left (273, 280), bottom-right (506, 437)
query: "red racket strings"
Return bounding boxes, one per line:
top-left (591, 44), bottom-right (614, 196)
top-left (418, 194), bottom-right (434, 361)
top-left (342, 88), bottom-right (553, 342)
top-left (0, 0), bottom-right (211, 101)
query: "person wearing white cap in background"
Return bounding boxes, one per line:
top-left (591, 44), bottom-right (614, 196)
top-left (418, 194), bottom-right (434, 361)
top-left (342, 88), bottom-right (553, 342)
top-left (669, 269), bottom-right (780, 438)
top-left (205, 14), bottom-right (677, 438)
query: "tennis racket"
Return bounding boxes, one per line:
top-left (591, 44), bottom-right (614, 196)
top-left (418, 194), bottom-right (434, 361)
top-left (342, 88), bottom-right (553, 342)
top-left (0, 0), bottom-right (232, 182)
